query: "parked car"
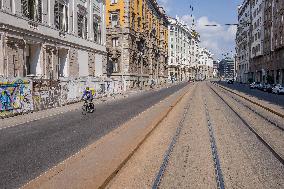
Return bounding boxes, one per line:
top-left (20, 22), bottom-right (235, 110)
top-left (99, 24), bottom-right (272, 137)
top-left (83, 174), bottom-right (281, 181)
top-left (272, 84), bottom-right (284, 94)
top-left (227, 79), bottom-right (234, 84)
top-left (262, 83), bottom-right (271, 92)
top-left (250, 82), bottom-right (260, 89)
top-left (262, 83), bottom-right (270, 92)
top-left (257, 83), bottom-right (264, 90)
top-left (266, 84), bottom-right (275, 93)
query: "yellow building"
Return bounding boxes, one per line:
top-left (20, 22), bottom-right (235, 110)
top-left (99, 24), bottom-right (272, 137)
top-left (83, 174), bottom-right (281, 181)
top-left (106, 0), bottom-right (169, 89)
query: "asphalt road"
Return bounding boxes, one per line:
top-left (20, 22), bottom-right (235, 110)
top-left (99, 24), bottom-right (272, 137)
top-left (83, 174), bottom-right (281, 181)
top-left (216, 81), bottom-right (284, 108)
top-left (0, 83), bottom-right (188, 189)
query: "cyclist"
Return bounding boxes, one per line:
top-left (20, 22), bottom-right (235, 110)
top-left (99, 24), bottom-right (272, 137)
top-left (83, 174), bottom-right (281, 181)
top-left (82, 87), bottom-right (94, 108)
top-left (150, 79), bottom-right (155, 89)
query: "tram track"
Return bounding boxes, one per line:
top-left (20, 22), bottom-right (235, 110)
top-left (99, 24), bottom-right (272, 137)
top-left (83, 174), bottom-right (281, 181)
top-left (203, 97), bottom-right (225, 189)
top-left (96, 84), bottom-right (197, 189)
top-left (152, 86), bottom-right (196, 189)
top-left (208, 83), bottom-right (284, 166)
top-left (211, 82), bottom-right (284, 119)
top-left (152, 85), bottom-right (226, 189)
top-left (212, 83), bottom-right (284, 132)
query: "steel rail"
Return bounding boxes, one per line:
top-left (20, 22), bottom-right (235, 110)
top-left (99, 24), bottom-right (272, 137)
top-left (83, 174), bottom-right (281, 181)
top-left (211, 82), bottom-right (284, 119)
top-left (208, 84), bottom-right (284, 166)
top-left (203, 97), bottom-right (225, 189)
top-left (212, 84), bottom-right (284, 132)
top-left (152, 87), bottom-right (197, 189)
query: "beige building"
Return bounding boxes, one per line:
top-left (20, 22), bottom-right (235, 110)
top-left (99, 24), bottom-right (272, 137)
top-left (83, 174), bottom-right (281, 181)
top-left (167, 16), bottom-right (200, 82)
top-left (197, 48), bottom-right (214, 80)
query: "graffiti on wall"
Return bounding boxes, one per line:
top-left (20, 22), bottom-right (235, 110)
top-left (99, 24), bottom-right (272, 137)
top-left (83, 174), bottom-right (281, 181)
top-left (33, 80), bottom-right (61, 111)
top-left (60, 78), bottom-right (116, 104)
top-left (1, 76), bottom-right (129, 118)
top-left (0, 78), bottom-right (33, 116)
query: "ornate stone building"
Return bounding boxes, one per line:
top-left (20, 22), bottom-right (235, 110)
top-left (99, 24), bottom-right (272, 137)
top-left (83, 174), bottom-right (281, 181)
top-left (0, 0), bottom-right (107, 79)
top-left (106, 0), bottom-right (169, 89)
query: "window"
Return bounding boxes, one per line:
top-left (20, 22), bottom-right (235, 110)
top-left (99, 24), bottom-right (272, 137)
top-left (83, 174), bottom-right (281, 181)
top-left (54, 0), bottom-right (68, 32)
top-left (93, 16), bottom-right (101, 44)
top-left (112, 37), bottom-right (119, 47)
top-left (77, 12), bottom-right (87, 39)
top-left (21, 0), bottom-right (42, 22)
top-left (110, 13), bottom-right (119, 27)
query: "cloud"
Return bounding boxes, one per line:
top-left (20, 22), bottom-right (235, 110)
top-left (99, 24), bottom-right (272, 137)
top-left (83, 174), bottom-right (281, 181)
top-left (158, 0), bottom-right (171, 12)
top-left (181, 16), bottom-right (237, 59)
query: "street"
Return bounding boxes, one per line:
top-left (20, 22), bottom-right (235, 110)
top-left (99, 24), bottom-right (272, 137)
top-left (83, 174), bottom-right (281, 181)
top-left (0, 83), bottom-right (188, 189)
top-left (1, 81), bottom-right (283, 189)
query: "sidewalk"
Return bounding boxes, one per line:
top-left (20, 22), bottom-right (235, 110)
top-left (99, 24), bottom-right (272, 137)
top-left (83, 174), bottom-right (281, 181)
top-left (0, 83), bottom-right (176, 130)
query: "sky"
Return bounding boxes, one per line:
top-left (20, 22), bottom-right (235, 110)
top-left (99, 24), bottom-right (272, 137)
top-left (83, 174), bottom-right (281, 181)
top-left (158, 0), bottom-right (243, 59)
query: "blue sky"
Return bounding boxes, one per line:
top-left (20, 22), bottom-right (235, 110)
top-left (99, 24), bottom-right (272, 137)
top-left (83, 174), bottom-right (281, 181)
top-left (158, 0), bottom-right (243, 59)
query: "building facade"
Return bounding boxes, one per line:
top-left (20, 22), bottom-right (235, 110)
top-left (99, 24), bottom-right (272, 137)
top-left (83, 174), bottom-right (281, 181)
top-left (213, 60), bottom-right (220, 78)
top-left (237, 0), bottom-right (284, 84)
top-left (106, 0), bottom-right (169, 89)
top-left (250, 0), bottom-right (265, 82)
top-left (219, 57), bottom-right (235, 79)
top-left (236, 0), bottom-right (251, 83)
top-left (251, 0), bottom-right (284, 84)
top-left (167, 16), bottom-right (196, 82)
top-left (0, 0), bottom-right (107, 79)
top-left (197, 48), bottom-right (214, 80)
top-left (271, 0), bottom-right (284, 84)
top-left (191, 30), bottom-right (201, 80)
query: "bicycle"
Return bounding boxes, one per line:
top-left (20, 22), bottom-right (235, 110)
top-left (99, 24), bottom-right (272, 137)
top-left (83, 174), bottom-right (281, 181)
top-left (82, 100), bottom-right (95, 115)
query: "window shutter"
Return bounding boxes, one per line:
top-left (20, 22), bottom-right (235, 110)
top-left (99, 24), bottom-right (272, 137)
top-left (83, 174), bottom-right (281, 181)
top-left (22, 0), bottom-right (29, 18)
top-left (78, 13), bottom-right (83, 37)
top-left (54, 2), bottom-right (60, 29)
top-left (37, 0), bottom-right (42, 22)
top-left (84, 17), bottom-right (88, 39)
top-left (64, 5), bottom-right (68, 32)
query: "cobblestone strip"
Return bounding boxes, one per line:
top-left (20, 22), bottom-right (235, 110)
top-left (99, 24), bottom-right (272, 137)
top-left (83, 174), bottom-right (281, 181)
top-left (203, 97), bottom-right (225, 189)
